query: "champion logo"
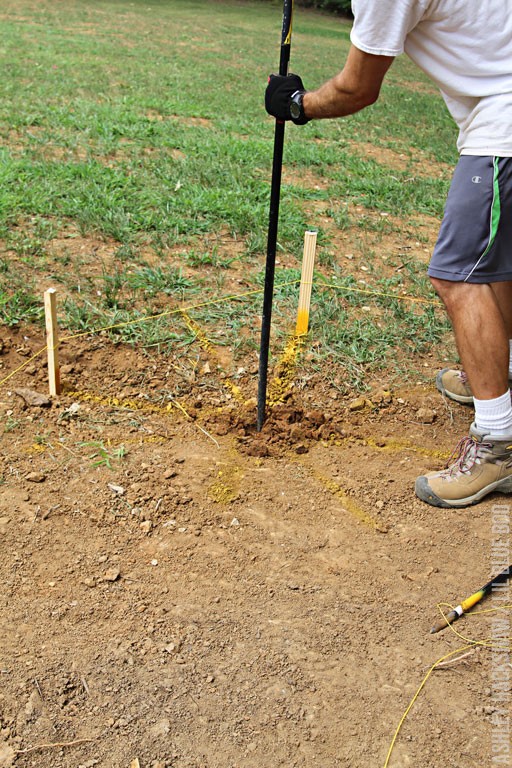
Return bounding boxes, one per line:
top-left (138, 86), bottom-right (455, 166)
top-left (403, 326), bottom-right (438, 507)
top-left (472, 176), bottom-right (482, 184)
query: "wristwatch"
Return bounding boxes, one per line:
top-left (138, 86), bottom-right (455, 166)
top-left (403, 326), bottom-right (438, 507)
top-left (289, 89), bottom-right (309, 125)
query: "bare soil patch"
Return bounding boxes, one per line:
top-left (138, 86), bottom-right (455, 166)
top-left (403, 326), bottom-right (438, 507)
top-left (0, 322), bottom-right (502, 768)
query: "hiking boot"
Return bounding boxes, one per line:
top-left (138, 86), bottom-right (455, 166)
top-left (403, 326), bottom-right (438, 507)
top-left (436, 368), bottom-right (473, 404)
top-left (436, 368), bottom-right (512, 406)
top-left (415, 424), bottom-right (512, 508)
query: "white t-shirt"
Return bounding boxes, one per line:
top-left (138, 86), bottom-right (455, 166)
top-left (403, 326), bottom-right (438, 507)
top-left (350, 0), bottom-right (512, 156)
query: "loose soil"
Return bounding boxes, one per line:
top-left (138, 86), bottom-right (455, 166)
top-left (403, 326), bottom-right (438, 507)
top-left (0, 322), bottom-right (507, 768)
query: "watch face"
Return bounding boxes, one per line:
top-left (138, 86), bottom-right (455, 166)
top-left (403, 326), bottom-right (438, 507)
top-left (290, 99), bottom-right (301, 119)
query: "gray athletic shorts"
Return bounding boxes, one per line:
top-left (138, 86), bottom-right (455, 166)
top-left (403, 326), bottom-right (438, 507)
top-left (428, 155), bottom-right (512, 283)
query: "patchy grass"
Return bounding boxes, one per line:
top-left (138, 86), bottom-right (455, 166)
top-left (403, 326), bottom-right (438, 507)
top-left (0, 0), bottom-right (456, 390)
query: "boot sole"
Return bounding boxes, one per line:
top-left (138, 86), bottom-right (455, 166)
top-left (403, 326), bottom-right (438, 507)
top-left (415, 474), bottom-right (512, 508)
top-left (435, 369), bottom-right (474, 405)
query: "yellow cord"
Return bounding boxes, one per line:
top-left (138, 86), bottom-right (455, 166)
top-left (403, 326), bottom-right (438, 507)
top-left (318, 280), bottom-right (441, 307)
top-left (383, 642), bottom-right (477, 768)
top-left (0, 276), bottom-right (442, 391)
top-left (384, 602), bottom-right (511, 767)
top-left (0, 345), bottom-right (47, 387)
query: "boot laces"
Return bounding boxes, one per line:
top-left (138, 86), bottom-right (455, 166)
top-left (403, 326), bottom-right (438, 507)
top-left (444, 435), bottom-right (490, 477)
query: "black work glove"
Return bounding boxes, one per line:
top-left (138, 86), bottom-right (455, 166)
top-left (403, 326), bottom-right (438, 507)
top-left (265, 73), bottom-right (310, 125)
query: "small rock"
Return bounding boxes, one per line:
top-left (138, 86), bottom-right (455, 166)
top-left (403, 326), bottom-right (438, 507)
top-left (107, 483), bottom-right (125, 495)
top-left (245, 440), bottom-right (269, 457)
top-left (140, 520), bottom-right (152, 534)
top-left (14, 388), bottom-right (51, 407)
top-left (416, 407), bottom-right (436, 424)
top-left (348, 397), bottom-right (370, 412)
top-left (25, 471), bottom-right (46, 483)
top-left (103, 567), bottom-right (120, 582)
top-left (371, 389), bottom-right (392, 405)
top-left (61, 402), bottom-right (80, 419)
top-left (376, 523), bottom-right (389, 534)
top-left (82, 577), bottom-right (97, 588)
top-left (230, 518), bottom-right (240, 527)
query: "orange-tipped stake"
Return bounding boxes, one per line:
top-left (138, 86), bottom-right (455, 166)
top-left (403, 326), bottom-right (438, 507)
top-left (295, 230), bottom-right (317, 336)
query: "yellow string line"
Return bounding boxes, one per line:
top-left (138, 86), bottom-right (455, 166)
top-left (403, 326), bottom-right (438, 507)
top-left (434, 601), bottom-right (511, 649)
top-left (383, 641), bottom-right (478, 768)
top-left (0, 278), bottom-right (441, 391)
top-left (0, 345), bottom-right (48, 387)
top-left (58, 284), bottom-right (279, 344)
top-left (0, 285), bottom-right (276, 390)
top-left (318, 280), bottom-right (442, 307)
top-left (467, 604), bottom-right (512, 616)
top-left (384, 602), bottom-right (511, 768)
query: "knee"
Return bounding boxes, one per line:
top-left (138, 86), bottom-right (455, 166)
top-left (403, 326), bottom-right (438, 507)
top-left (430, 277), bottom-right (472, 314)
top-left (430, 277), bottom-right (466, 307)
top-left (429, 276), bottom-right (444, 296)
top-left (430, 276), bottom-right (455, 305)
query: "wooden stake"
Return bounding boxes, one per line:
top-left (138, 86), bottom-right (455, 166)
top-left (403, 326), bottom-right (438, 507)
top-left (295, 230), bottom-right (317, 336)
top-left (44, 288), bottom-right (60, 396)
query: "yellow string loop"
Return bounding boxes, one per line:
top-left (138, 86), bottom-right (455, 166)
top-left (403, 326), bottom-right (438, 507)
top-left (384, 602), bottom-right (512, 767)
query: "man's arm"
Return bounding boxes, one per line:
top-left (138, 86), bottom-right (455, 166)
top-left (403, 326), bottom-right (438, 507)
top-left (303, 45), bottom-right (394, 119)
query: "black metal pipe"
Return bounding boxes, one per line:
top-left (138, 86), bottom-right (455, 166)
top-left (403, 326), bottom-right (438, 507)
top-left (257, 0), bottom-right (294, 431)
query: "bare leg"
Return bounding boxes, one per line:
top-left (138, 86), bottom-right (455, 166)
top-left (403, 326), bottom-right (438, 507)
top-left (491, 280), bottom-right (512, 338)
top-left (431, 278), bottom-right (509, 399)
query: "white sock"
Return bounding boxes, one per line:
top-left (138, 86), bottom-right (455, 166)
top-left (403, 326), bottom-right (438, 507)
top-left (474, 390), bottom-right (512, 435)
top-left (509, 339), bottom-right (512, 379)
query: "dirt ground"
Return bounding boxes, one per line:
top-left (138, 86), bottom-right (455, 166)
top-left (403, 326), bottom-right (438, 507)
top-left (0, 321), bottom-right (508, 768)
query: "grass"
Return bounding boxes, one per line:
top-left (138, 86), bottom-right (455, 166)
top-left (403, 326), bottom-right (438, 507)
top-left (80, 440), bottom-right (127, 469)
top-left (0, 0), bottom-right (457, 391)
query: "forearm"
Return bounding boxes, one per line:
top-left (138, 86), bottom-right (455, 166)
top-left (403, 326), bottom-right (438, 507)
top-left (302, 46), bottom-right (394, 120)
top-left (302, 74), bottom-right (376, 120)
